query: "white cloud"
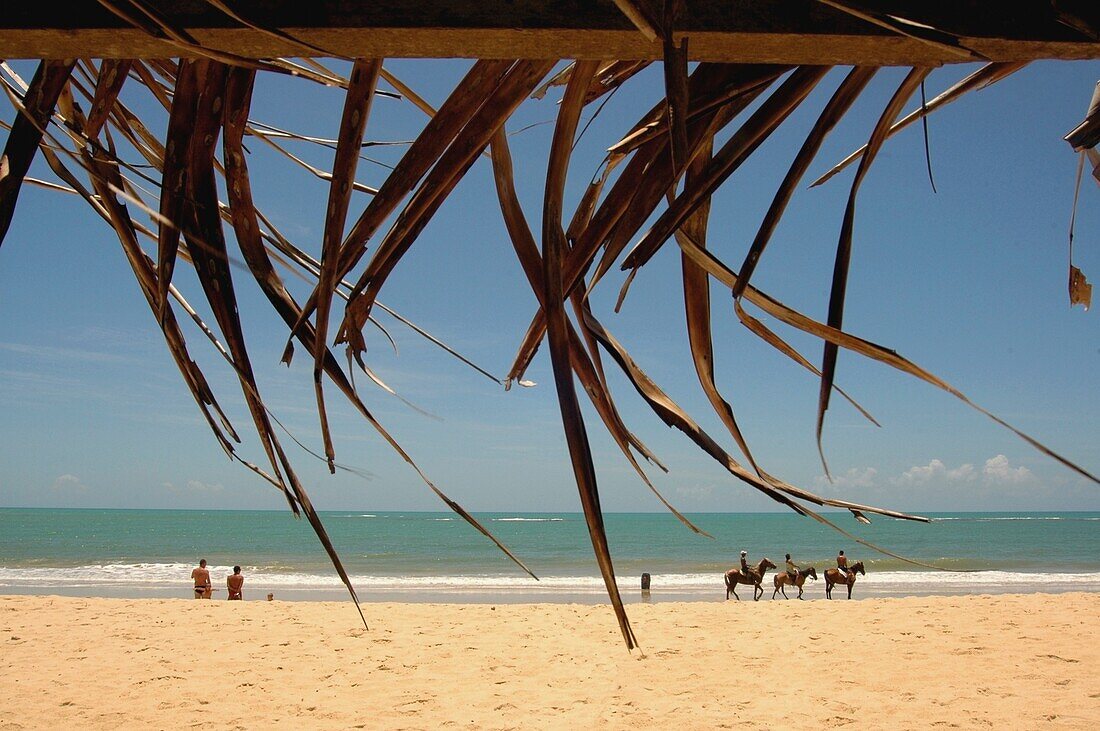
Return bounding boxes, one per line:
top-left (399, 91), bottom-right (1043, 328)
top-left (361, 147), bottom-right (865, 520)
top-left (188, 480), bottom-right (224, 494)
top-left (189, 477), bottom-right (223, 492)
top-left (795, 455), bottom-right (1076, 510)
top-left (51, 474), bottom-right (88, 492)
top-left (675, 483), bottom-right (714, 500)
top-left (891, 459), bottom-right (976, 486)
top-left (815, 467), bottom-right (878, 489)
top-left (890, 455), bottom-right (1034, 487)
top-left (981, 454), bottom-right (1034, 484)
top-left (164, 480), bottom-right (224, 495)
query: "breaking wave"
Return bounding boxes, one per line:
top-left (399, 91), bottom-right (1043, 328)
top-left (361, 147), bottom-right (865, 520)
top-left (2, 564), bottom-right (1098, 597)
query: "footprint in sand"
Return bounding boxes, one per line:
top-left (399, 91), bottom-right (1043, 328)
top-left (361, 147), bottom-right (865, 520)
top-left (824, 716), bottom-right (855, 726)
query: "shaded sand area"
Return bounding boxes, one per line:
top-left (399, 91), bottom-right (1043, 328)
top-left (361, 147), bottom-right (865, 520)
top-left (1, 593), bottom-right (1096, 729)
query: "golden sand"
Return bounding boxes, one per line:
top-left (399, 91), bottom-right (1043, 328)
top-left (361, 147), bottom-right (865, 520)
top-left (1, 593), bottom-right (1096, 729)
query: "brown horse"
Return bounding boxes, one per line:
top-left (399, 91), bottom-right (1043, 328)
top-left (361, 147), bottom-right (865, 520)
top-left (772, 566), bottom-right (818, 599)
top-left (824, 561), bottom-right (865, 599)
top-left (724, 558), bottom-right (776, 601)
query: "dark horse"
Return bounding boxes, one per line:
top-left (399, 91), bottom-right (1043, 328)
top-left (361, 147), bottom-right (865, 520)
top-left (724, 558), bottom-right (776, 601)
top-left (823, 561), bottom-right (865, 599)
top-left (772, 566), bottom-right (818, 600)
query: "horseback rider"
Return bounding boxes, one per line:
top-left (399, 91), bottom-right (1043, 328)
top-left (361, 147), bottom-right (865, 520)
top-left (785, 553), bottom-right (799, 584)
top-left (740, 550), bottom-right (755, 581)
top-left (836, 549), bottom-right (849, 578)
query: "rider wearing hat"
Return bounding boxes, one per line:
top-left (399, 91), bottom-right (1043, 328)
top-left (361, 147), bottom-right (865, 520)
top-left (740, 550), bottom-right (753, 580)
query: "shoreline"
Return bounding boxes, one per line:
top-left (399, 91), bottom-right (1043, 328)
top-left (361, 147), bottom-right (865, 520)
top-left (3, 568), bottom-right (1099, 603)
top-left (3, 582), bottom-right (1099, 604)
top-left (3, 592), bottom-right (1096, 728)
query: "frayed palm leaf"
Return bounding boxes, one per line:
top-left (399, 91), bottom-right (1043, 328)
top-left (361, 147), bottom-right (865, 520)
top-left (0, 60), bottom-right (74, 246)
top-left (817, 67), bottom-right (931, 479)
top-left (3, 15), bottom-right (1097, 651)
top-left (541, 60), bottom-right (638, 650)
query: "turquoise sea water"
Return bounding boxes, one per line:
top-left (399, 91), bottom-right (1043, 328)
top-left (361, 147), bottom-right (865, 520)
top-left (1, 509), bottom-right (1097, 602)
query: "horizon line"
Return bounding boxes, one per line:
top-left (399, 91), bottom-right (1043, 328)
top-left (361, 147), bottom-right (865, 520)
top-left (2, 506), bottom-right (1096, 515)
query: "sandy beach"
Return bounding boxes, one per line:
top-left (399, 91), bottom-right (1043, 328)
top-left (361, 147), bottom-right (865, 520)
top-left (1, 593), bottom-right (1096, 729)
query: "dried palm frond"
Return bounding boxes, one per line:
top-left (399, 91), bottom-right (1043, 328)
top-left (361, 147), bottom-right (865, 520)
top-left (814, 0), bottom-right (984, 60)
top-left (816, 67), bottom-right (932, 479)
top-left (2, 6), bottom-right (1098, 650)
top-left (0, 60), bottom-right (74, 245)
top-left (339, 60), bottom-right (558, 347)
top-left (541, 60), bottom-right (638, 649)
top-left (312, 58), bottom-right (383, 474)
top-left (812, 62), bottom-right (1027, 188)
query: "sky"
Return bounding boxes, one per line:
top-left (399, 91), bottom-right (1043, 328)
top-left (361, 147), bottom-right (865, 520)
top-left (0, 57), bottom-right (1097, 515)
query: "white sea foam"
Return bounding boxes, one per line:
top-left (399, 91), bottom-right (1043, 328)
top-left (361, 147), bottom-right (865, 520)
top-left (2, 564), bottom-right (1098, 596)
top-left (492, 517), bottom-right (565, 522)
top-left (932, 516), bottom-right (1069, 522)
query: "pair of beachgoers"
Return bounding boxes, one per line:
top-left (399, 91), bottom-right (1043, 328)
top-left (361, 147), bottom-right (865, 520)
top-left (190, 560), bottom-right (245, 600)
top-left (739, 550), bottom-right (851, 582)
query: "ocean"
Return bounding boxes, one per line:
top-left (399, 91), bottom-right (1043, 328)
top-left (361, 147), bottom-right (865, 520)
top-left (1, 508), bottom-right (1097, 602)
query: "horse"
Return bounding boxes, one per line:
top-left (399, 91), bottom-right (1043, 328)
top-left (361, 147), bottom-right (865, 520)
top-left (724, 558), bottom-right (777, 601)
top-left (772, 566), bottom-right (818, 600)
top-left (823, 561), bottom-right (865, 599)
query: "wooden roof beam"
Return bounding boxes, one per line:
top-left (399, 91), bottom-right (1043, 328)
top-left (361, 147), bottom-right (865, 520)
top-left (1, 1), bottom-right (1098, 65)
